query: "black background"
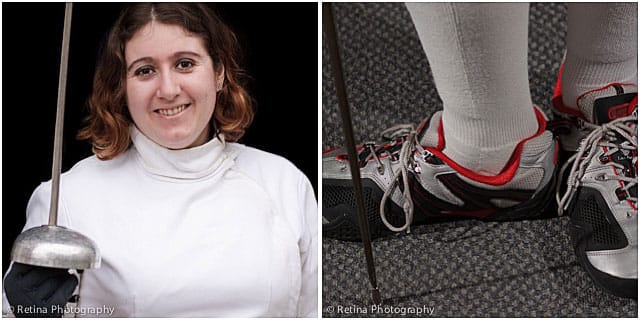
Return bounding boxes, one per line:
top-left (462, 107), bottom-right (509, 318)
top-left (2, 3), bottom-right (318, 274)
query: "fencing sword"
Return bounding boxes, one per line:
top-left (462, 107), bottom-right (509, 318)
top-left (323, 3), bottom-right (382, 305)
top-left (10, 1), bottom-right (101, 306)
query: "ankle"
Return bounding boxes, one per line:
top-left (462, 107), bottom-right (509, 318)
top-left (442, 140), bottom-right (517, 176)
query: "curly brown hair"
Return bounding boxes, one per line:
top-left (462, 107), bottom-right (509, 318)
top-left (78, 3), bottom-right (254, 160)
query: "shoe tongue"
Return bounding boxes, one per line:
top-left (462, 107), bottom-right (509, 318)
top-left (578, 84), bottom-right (637, 125)
top-left (417, 111), bottom-right (442, 148)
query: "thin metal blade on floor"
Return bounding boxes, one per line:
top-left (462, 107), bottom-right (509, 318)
top-left (322, 3), bottom-right (382, 305)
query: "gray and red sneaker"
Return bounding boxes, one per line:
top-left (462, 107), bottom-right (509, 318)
top-left (553, 68), bottom-right (638, 299)
top-left (323, 106), bottom-right (558, 241)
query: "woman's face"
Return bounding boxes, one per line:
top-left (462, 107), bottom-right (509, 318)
top-left (125, 22), bottom-right (223, 149)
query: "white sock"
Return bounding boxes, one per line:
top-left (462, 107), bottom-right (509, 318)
top-left (406, 3), bottom-right (538, 175)
top-left (562, 3), bottom-right (638, 110)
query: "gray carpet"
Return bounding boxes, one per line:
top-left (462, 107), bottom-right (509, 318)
top-left (322, 3), bottom-right (637, 317)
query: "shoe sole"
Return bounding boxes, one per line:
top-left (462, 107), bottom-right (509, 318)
top-left (323, 169), bottom-right (557, 242)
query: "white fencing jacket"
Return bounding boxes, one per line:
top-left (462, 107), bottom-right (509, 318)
top-left (3, 127), bottom-right (317, 317)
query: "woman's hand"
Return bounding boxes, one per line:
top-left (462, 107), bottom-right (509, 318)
top-left (4, 262), bottom-right (78, 318)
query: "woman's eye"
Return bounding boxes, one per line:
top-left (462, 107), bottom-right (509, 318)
top-left (134, 66), bottom-right (155, 77)
top-left (176, 60), bottom-right (194, 70)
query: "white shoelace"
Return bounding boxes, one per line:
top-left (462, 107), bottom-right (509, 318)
top-left (379, 126), bottom-right (422, 233)
top-left (556, 114), bottom-right (638, 216)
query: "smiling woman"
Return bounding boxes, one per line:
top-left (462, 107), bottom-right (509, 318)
top-left (2, 3), bottom-right (317, 318)
top-left (80, 3), bottom-right (253, 155)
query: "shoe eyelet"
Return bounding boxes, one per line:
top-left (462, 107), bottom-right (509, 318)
top-left (615, 187), bottom-right (628, 201)
top-left (598, 154), bottom-right (610, 164)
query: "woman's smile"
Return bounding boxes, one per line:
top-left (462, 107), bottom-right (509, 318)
top-left (154, 103), bottom-right (191, 118)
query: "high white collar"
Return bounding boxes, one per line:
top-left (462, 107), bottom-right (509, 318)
top-left (130, 126), bottom-right (235, 180)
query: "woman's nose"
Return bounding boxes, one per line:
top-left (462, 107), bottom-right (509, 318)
top-left (156, 71), bottom-right (181, 100)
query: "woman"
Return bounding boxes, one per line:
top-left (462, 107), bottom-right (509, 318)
top-left (3, 3), bottom-right (317, 317)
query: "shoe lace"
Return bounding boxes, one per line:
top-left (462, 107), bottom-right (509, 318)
top-left (379, 125), bottom-right (422, 233)
top-left (556, 114), bottom-right (638, 216)
top-left (354, 125), bottom-right (413, 174)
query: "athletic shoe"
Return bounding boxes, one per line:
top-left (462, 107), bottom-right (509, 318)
top-left (323, 106), bottom-right (558, 241)
top-left (553, 71), bottom-right (638, 298)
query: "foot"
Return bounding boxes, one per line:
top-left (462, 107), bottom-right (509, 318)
top-left (323, 106), bottom-right (558, 241)
top-left (554, 78), bottom-right (638, 299)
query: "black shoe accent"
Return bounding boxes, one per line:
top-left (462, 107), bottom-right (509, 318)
top-left (323, 178), bottom-right (405, 241)
top-left (568, 186), bottom-right (636, 298)
top-left (569, 187), bottom-right (628, 252)
top-left (322, 166), bottom-right (558, 241)
top-left (436, 173), bottom-right (535, 210)
top-left (593, 92), bottom-right (637, 124)
top-left (407, 170), bottom-right (557, 221)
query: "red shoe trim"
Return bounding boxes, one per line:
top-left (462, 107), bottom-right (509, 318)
top-left (417, 117), bottom-right (429, 135)
top-left (576, 82), bottom-right (637, 107)
top-left (627, 198), bottom-right (637, 211)
top-left (552, 63), bottom-right (565, 107)
top-left (425, 107), bottom-right (547, 186)
top-left (437, 117), bottom-right (445, 150)
top-left (335, 145), bottom-right (365, 161)
top-left (323, 147), bottom-right (339, 154)
top-left (629, 95), bottom-right (638, 114)
top-left (607, 102), bottom-right (634, 120)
